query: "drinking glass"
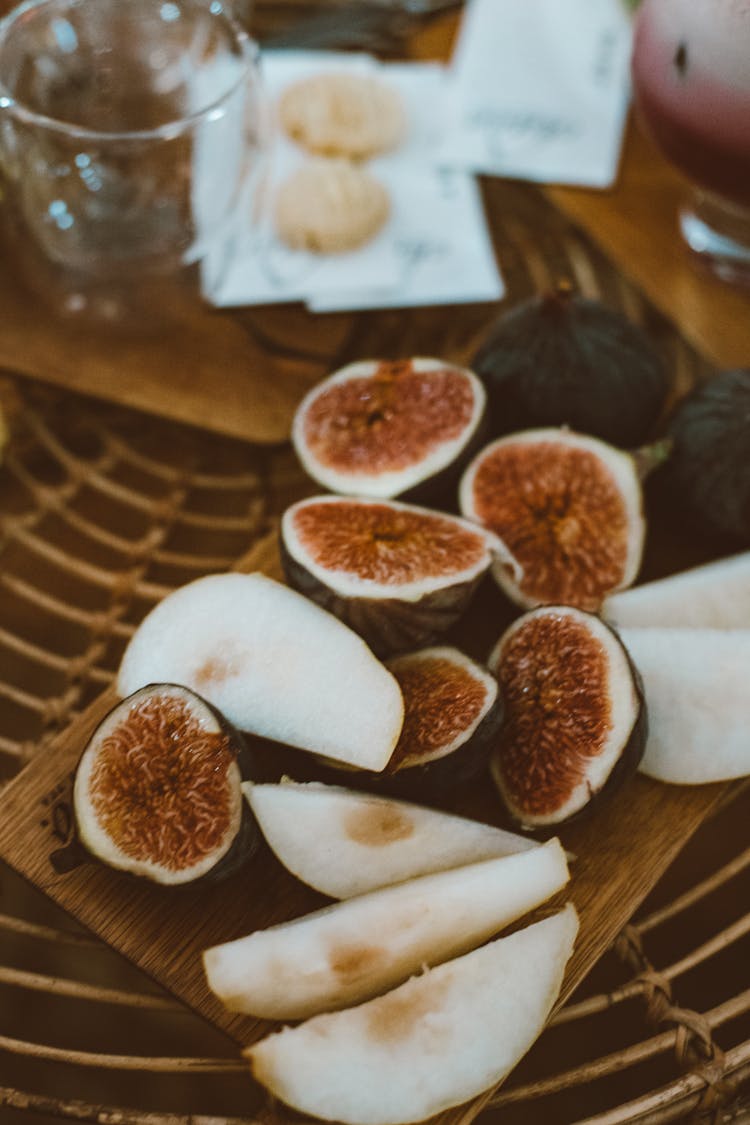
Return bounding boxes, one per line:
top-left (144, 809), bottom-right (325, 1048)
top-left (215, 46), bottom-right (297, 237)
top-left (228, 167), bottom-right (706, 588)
top-left (0, 0), bottom-right (263, 320)
top-left (631, 0), bottom-right (750, 286)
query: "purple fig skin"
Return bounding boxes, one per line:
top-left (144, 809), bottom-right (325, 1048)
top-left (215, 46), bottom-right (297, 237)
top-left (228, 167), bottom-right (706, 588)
top-left (491, 620), bottom-right (648, 834)
top-left (280, 537), bottom-right (489, 658)
top-left (73, 684), bottom-right (259, 887)
top-left (474, 287), bottom-right (669, 449)
top-left (286, 698), bottom-right (502, 803)
top-left (658, 369), bottom-right (750, 546)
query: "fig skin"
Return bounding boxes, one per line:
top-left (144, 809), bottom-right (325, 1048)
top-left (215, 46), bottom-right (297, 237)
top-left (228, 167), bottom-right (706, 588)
top-left (375, 648), bottom-right (504, 798)
top-left (74, 684), bottom-right (259, 887)
top-left (489, 610), bottom-right (648, 833)
top-left (658, 369), bottom-right (750, 545)
top-left (292, 358), bottom-right (488, 504)
top-left (280, 497), bottom-right (500, 657)
top-left (301, 649), bottom-right (503, 800)
top-left (281, 537), bottom-right (488, 657)
top-left (473, 285), bottom-right (669, 449)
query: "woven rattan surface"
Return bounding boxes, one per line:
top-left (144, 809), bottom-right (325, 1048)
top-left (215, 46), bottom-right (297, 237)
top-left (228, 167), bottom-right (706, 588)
top-left (0, 181), bottom-right (748, 1125)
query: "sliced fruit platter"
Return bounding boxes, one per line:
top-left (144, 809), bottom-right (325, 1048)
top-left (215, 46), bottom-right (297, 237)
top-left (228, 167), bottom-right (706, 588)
top-left (0, 292), bottom-right (747, 1125)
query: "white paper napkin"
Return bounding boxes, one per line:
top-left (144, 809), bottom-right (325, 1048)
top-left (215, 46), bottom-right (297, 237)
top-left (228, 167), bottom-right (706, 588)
top-left (204, 52), bottom-right (503, 311)
top-left (440, 0), bottom-right (632, 189)
top-left (204, 51), bottom-right (401, 307)
top-left (309, 169), bottom-right (503, 312)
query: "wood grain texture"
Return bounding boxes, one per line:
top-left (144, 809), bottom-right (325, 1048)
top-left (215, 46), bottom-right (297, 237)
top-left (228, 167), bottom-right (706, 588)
top-left (0, 221), bottom-right (324, 445)
top-left (548, 121), bottom-right (750, 373)
top-left (0, 531), bottom-right (732, 1125)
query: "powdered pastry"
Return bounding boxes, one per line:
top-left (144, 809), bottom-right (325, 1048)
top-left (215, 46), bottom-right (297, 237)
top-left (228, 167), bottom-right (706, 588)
top-left (274, 158), bottom-right (390, 254)
top-left (279, 72), bottom-right (405, 160)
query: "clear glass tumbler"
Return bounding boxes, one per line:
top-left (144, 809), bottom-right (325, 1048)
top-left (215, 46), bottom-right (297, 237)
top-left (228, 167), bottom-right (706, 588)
top-left (631, 0), bottom-right (750, 287)
top-left (0, 0), bottom-right (263, 320)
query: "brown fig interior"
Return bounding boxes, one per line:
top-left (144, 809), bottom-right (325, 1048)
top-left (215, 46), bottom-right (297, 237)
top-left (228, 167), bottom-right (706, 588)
top-left (471, 440), bottom-right (632, 610)
top-left (303, 361), bottom-right (476, 474)
top-left (495, 612), bottom-right (612, 817)
top-left (292, 501), bottom-right (488, 584)
top-left (88, 692), bottom-right (236, 871)
top-left (387, 656), bottom-right (490, 769)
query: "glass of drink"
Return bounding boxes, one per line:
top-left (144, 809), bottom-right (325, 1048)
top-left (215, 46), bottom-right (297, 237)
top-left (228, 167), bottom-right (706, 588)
top-left (0, 0), bottom-right (263, 321)
top-left (631, 0), bottom-right (750, 286)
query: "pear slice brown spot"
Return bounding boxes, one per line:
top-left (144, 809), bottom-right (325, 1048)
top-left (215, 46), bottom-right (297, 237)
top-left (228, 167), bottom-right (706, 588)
top-left (343, 805), bottom-right (415, 847)
top-left (328, 941), bottom-right (386, 984)
top-left (366, 975), bottom-right (452, 1044)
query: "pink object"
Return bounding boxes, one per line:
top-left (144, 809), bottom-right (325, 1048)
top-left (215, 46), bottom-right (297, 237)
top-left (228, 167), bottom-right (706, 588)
top-left (631, 0), bottom-right (750, 283)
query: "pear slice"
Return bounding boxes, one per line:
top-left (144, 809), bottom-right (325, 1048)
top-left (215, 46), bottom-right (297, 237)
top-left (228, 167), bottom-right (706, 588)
top-left (246, 905), bottom-right (578, 1125)
top-left (117, 573), bottom-right (403, 771)
top-left (620, 627), bottom-right (750, 783)
top-left (203, 840), bottom-right (569, 1020)
top-left (243, 781), bottom-right (536, 899)
top-left (604, 552), bottom-right (750, 629)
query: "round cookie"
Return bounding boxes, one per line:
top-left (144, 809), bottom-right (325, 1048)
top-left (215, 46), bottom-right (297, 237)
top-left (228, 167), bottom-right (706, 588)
top-left (274, 158), bottom-right (390, 254)
top-left (279, 72), bottom-right (405, 160)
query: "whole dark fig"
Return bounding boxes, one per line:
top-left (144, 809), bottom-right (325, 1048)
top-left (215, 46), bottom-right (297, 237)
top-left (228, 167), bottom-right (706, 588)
top-left (473, 283), bottom-right (669, 448)
top-left (661, 369), bottom-right (750, 544)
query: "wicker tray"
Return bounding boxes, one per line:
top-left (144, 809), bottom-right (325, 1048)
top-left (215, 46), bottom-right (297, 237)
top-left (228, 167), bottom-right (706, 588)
top-left (1, 181), bottom-right (749, 1125)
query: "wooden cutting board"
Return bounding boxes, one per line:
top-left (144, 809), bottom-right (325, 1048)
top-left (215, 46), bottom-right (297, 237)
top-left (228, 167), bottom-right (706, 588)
top-left (0, 531), bottom-right (730, 1125)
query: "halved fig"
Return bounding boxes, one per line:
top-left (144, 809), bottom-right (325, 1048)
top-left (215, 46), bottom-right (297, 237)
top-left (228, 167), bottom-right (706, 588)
top-left (243, 780), bottom-right (536, 899)
top-left (292, 358), bottom-right (487, 500)
top-left (380, 647), bottom-right (502, 793)
top-left (117, 573), bottom-right (403, 772)
top-left (459, 428), bottom-right (645, 612)
top-left (604, 552), bottom-right (750, 629)
top-left (488, 607), bottom-right (646, 829)
top-left (620, 627), bottom-right (750, 784)
top-left (280, 496), bottom-right (503, 655)
top-left (245, 905), bottom-right (578, 1125)
top-left (203, 840), bottom-right (569, 1019)
top-left (73, 684), bottom-right (256, 885)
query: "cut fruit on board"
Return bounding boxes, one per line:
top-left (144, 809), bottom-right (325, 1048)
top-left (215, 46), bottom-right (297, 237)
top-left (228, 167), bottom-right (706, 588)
top-left (203, 840), bottom-right (569, 1020)
top-left (621, 627), bottom-right (750, 784)
top-left (604, 551), bottom-right (750, 628)
top-left (117, 572), bottom-right (404, 772)
top-left (280, 495), bottom-right (504, 656)
top-left (74, 684), bottom-right (256, 886)
top-left (488, 607), bottom-right (646, 829)
top-left (246, 905), bottom-right (579, 1125)
top-left (292, 357), bottom-right (487, 501)
top-left (0, 529), bottom-right (733, 1125)
top-left (244, 780), bottom-right (536, 900)
top-left (379, 646), bottom-right (502, 793)
top-left (459, 428), bottom-right (645, 612)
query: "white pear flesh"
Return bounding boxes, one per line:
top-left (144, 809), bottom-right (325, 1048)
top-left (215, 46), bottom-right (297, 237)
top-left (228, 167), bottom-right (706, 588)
top-left (620, 627), bottom-right (750, 783)
top-left (243, 781), bottom-right (536, 899)
top-left (605, 552), bottom-right (750, 629)
top-left (246, 905), bottom-right (578, 1125)
top-left (203, 840), bottom-right (569, 1019)
top-left (117, 573), bottom-right (403, 771)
